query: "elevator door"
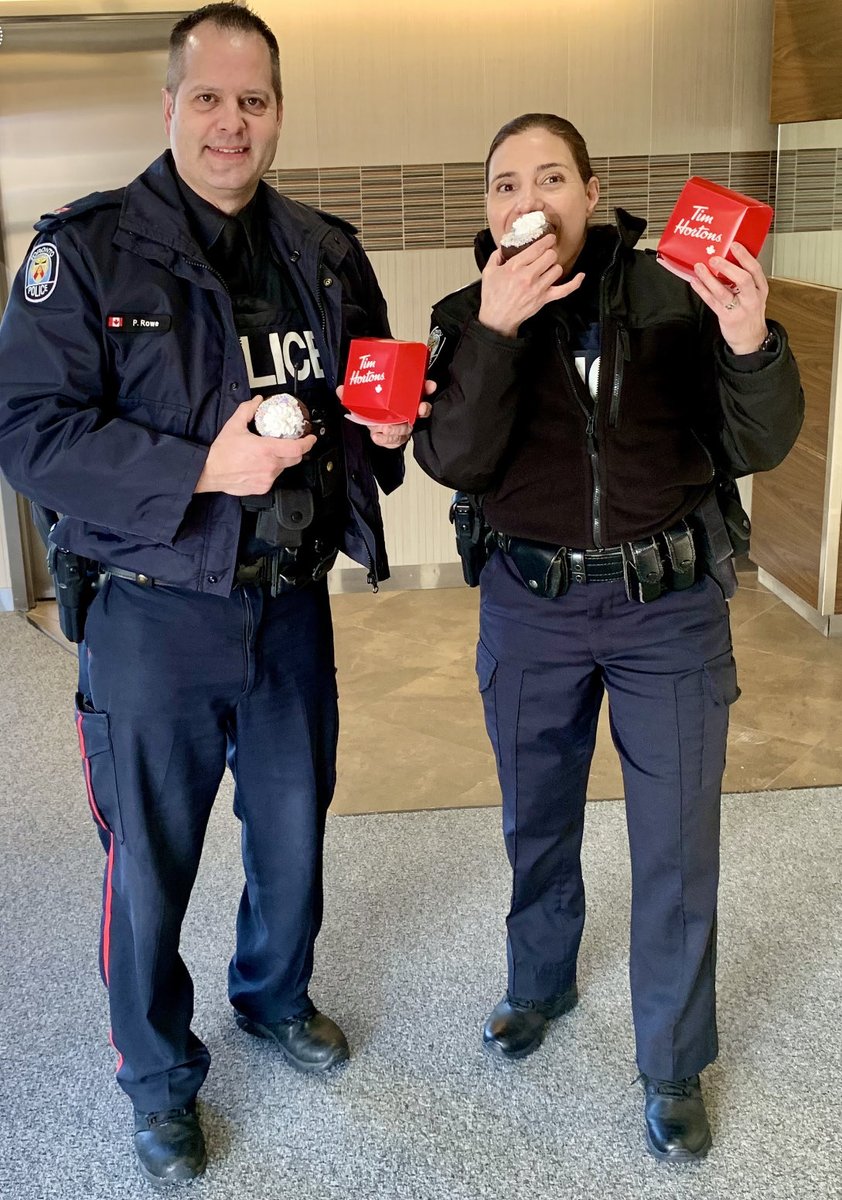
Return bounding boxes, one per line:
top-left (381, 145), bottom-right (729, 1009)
top-left (0, 11), bottom-right (188, 601)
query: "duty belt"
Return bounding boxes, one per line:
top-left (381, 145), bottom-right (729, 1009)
top-left (234, 545), bottom-right (337, 594)
top-left (104, 545), bottom-right (338, 598)
top-left (494, 521), bottom-right (697, 603)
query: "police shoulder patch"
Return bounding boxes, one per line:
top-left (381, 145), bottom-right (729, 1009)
top-left (24, 242), bottom-right (60, 304)
top-left (427, 326), bottom-right (446, 367)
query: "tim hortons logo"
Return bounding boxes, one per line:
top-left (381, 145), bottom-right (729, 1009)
top-left (349, 353), bottom-right (386, 386)
top-left (673, 205), bottom-right (723, 244)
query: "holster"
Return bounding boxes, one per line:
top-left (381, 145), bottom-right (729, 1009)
top-left (692, 487), bottom-right (740, 599)
top-left (450, 492), bottom-right (491, 587)
top-left (31, 501), bottom-right (99, 643)
top-left (715, 474), bottom-right (752, 557)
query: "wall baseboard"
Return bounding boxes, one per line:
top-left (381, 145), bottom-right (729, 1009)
top-left (755, 568), bottom-right (837, 636)
top-left (0, 588), bottom-right (15, 613)
top-left (327, 562), bottom-right (466, 594)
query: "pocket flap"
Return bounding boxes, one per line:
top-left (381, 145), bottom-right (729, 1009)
top-left (475, 642), bottom-right (498, 692)
top-left (76, 694), bottom-right (113, 756)
top-left (704, 653), bottom-right (740, 706)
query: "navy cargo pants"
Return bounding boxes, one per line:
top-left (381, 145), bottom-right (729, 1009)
top-left (75, 574), bottom-right (338, 1112)
top-left (477, 550), bottom-right (739, 1081)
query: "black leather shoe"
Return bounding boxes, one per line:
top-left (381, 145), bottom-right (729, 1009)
top-left (133, 1106), bottom-right (207, 1188)
top-left (641, 1073), bottom-right (712, 1162)
top-left (235, 1007), bottom-right (350, 1073)
top-left (482, 984), bottom-right (578, 1059)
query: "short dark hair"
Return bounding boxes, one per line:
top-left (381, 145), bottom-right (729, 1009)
top-left (485, 113), bottom-right (593, 188)
top-left (167, 2), bottom-right (282, 105)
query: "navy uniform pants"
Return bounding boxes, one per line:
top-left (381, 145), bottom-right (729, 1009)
top-left (75, 574), bottom-right (338, 1112)
top-left (477, 551), bottom-right (739, 1081)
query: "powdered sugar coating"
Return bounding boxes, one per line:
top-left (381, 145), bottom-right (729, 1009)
top-left (500, 211), bottom-right (554, 258)
top-left (254, 393), bottom-right (311, 439)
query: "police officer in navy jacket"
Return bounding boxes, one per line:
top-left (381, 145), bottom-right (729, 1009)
top-left (0, 4), bottom-right (428, 1186)
top-left (413, 113), bottom-right (803, 1163)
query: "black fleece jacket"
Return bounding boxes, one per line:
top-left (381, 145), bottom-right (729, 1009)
top-left (413, 209), bottom-right (803, 549)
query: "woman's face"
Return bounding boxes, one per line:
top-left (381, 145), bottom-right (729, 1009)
top-left (486, 127), bottom-right (600, 274)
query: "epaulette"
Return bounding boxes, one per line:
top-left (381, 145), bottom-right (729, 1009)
top-left (35, 189), bottom-right (125, 232)
top-left (315, 208), bottom-right (359, 238)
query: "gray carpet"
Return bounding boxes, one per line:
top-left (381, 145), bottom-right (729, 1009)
top-left (0, 611), bottom-right (839, 1200)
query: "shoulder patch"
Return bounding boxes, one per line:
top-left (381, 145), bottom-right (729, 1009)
top-left (427, 326), bottom-right (446, 367)
top-left (24, 243), bottom-right (60, 304)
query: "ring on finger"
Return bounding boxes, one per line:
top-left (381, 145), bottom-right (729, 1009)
top-left (724, 296), bottom-right (741, 311)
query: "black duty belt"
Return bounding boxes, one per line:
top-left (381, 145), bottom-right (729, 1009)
top-left (104, 546), bottom-right (338, 598)
top-left (233, 545), bottom-right (337, 594)
top-left (494, 521), bottom-right (697, 603)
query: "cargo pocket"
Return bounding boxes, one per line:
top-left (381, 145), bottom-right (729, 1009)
top-left (704, 651), bottom-right (740, 707)
top-left (701, 651), bottom-right (740, 789)
top-left (75, 695), bottom-right (124, 843)
top-left (476, 641), bottom-right (498, 693)
top-left (476, 641), bottom-right (501, 769)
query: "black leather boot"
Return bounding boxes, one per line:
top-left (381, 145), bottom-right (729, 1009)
top-left (133, 1105), bottom-right (207, 1187)
top-left (482, 984), bottom-right (578, 1059)
top-left (640, 1073), bottom-right (712, 1161)
top-left (236, 1007), bottom-right (349, 1073)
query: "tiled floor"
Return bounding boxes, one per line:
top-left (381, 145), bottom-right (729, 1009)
top-left (26, 566), bottom-right (842, 815)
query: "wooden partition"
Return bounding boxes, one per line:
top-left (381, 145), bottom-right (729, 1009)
top-left (754, 278), bottom-right (842, 632)
top-left (771, 0), bottom-right (842, 123)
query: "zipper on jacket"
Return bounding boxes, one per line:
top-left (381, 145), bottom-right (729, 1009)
top-left (608, 325), bottom-right (630, 429)
top-left (586, 411), bottom-right (603, 548)
top-left (366, 556), bottom-right (379, 593)
top-left (183, 257), bottom-right (229, 294)
top-left (556, 329), bottom-right (604, 549)
top-left (315, 254), bottom-right (328, 337)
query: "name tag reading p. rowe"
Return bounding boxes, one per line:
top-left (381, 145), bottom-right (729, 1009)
top-left (106, 313), bottom-right (172, 334)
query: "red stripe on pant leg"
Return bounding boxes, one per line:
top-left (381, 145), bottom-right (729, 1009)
top-left (102, 832), bottom-right (115, 988)
top-left (108, 1029), bottom-right (125, 1073)
top-left (76, 710), bottom-right (119, 1065)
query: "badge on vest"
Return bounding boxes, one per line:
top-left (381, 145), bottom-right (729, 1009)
top-left (106, 313), bottom-right (172, 334)
top-left (24, 243), bottom-right (60, 304)
top-left (427, 326), bottom-right (446, 367)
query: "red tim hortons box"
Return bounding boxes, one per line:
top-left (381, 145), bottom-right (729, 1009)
top-left (657, 176), bottom-right (773, 283)
top-left (342, 338), bottom-right (428, 426)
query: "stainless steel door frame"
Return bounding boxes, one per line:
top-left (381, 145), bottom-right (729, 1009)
top-left (0, 6), bottom-right (195, 607)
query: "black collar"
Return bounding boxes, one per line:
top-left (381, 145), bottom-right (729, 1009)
top-left (173, 171), bottom-right (259, 256)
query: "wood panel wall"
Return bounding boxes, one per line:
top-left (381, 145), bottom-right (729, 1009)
top-left (754, 278), bottom-right (841, 608)
top-left (771, 0), bottom-right (842, 123)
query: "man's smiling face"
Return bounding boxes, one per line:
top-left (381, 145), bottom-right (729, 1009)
top-left (162, 21), bottom-right (282, 214)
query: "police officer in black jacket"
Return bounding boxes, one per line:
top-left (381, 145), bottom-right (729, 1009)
top-left (413, 113), bottom-right (803, 1162)
top-left (0, 4), bottom-right (428, 1186)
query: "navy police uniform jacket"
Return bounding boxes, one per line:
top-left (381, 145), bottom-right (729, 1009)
top-left (0, 152), bottom-right (402, 593)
